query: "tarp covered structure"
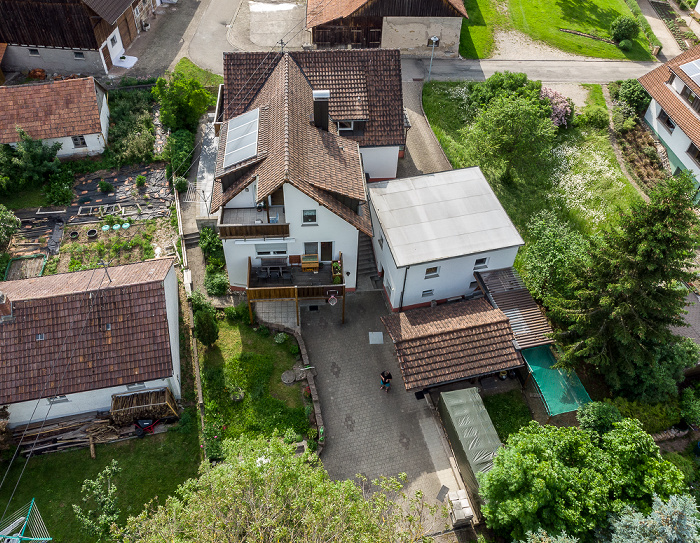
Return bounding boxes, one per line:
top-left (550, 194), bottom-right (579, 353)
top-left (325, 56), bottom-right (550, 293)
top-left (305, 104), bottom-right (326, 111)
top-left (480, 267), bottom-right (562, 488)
top-left (522, 345), bottom-right (591, 416)
top-left (438, 387), bottom-right (502, 517)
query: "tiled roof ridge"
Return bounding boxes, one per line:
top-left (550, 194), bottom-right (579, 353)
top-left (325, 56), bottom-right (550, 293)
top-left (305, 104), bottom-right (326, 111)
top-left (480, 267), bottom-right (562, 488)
top-left (1, 259), bottom-right (174, 302)
top-left (283, 53), bottom-right (291, 190)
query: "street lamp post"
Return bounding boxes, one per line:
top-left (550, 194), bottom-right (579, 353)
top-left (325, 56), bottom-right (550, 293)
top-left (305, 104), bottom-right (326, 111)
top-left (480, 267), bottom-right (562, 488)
top-left (427, 36), bottom-right (439, 82)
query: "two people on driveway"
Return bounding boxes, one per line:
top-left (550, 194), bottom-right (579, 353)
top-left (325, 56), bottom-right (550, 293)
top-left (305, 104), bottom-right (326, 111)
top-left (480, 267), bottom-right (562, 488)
top-left (380, 371), bottom-right (393, 392)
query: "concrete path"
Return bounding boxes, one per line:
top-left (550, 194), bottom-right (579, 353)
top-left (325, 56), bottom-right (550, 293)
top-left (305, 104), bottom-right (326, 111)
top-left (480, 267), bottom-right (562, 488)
top-left (301, 292), bottom-right (461, 513)
top-left (404, 58), bottom-right (659, 84)
top-left (401, 82), bottom-right (453, 176)
top-left (637, 0), bottom-right (683, 61)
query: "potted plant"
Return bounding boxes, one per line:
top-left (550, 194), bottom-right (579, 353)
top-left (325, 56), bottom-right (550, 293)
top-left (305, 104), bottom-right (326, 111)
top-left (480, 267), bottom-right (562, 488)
top-left (331, 261), bottom-right (341, 277)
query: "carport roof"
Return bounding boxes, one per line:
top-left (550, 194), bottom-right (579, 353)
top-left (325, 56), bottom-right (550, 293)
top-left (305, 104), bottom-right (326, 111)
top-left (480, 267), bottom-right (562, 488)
top-left (306, 0), bottom-right (468, 26)
top-left (83, 0), bottom-right (134, 24)
top-left (382, 298), bottom-right (523, 390)
top-left (368, 168), bottom-right (524, 268)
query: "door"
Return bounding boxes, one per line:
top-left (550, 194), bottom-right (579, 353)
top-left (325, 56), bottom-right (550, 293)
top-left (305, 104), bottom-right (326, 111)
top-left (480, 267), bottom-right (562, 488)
top-left (106, 28), bottom-right (125, 63)
top-left (320, 242), bottom-right (333, 262)
top-left (101, 44), bottom-right (113, 71)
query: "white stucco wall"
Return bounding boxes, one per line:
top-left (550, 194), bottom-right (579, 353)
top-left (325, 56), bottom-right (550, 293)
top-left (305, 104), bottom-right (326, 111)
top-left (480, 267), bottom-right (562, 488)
top-left (644, 99), bottom-right (700, 179)
top-left (222, 183), bottom-right (360, 289)
top-left (96, 85), bottom-right (110, 144)
top-left (224, 179), bottom-right (257, 208)
top-left (380, 17), bottom-right (462, 51)
top-left (7, 379), bottom-right (175, 427)
top-left (47, 133), bottom-right (106, 158)
top-left (369, 197), bottom-right (520, 309)
top-left (2, 45), bottom-right (106, 74)
top-left (163, 265), bottom-right (181, 399)
top-left (360, 146), bottom-right (400, 180)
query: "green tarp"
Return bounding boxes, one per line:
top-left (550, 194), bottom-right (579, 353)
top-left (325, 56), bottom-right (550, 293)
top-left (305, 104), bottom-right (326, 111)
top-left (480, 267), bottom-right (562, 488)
top-left (438, 388), bottom-right (502, 514)
top-left (522, 345), bottom-right (591, 416)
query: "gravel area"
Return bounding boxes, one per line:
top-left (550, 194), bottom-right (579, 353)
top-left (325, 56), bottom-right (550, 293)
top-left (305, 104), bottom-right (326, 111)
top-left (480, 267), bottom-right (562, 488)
top-left (490, 29), bottom-right (594, 61)
top-left (542, 82), bottom-right (590, 108)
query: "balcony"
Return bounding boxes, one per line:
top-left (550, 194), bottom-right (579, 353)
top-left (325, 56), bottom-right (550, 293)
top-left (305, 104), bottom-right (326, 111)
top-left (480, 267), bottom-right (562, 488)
top-left (219, 206), bottom-right (289, 239)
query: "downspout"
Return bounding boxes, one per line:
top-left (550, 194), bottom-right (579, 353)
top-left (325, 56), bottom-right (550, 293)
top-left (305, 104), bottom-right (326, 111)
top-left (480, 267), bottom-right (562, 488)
top-left (399, 265), bottom-right (410, 312)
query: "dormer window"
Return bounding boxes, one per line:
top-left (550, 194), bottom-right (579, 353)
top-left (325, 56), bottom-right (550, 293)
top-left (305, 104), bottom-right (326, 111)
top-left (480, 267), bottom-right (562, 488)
top-left (681, 85), bottom-right (700, 113)
top-left (337, 121), bottom-right (354, 135)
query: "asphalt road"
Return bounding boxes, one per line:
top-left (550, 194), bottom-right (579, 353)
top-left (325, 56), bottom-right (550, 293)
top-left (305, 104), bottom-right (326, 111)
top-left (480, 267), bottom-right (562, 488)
top-left (403, 58), bottom-right (659, 83)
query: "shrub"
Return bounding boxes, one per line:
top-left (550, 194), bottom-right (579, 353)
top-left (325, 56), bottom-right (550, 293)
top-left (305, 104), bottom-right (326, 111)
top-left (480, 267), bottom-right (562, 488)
top-left (174, 176), bottom-right (188, 193)
top-left (274, 332), bottom-right (288, 344)
top-left (611, 15), bottom-right (640, 42)
top-left (136, 174), bottom-right (147, 187)
top-left (199, 226), bottom-right (224, 261)
top-left (680, 386), bottom-right (700, 425)
top-left (612, 101), bottom-right (638, 134)
top-left (0, 129), bottom-right (61, 194)
top-left (579, 105), bottom-right (609, 129)
top-left (257, 325), bottom-right (270, 337)
top-left (540, 87), bottom-right (573, 127)
top-left (577, 401), bottom-right (623, 434)
top-left (307, 439), bottom-right (318, 452)
top-left (617, 79), bottom-right (651, 115)
top-left (152, 73), bottom-right (213, 132)
top-left (289, 343), bottom-right (300, 357)
top-left (164, 129), bottom-right (195, 178)
top-left (98, 179), bottom-right (114, 193)
top-left (194, 309), bottom-right (219, 346)
top-left (44, 168), bottom-right (74, 206)
top-left (663, 452), bottom-right (696, 484)
top-left (607, 397), bottom-right (681, 434)
top-left (190, 290), bottom-right (215, 315)
top-left (224, 303), bottom-right (250, 324)
top-left (618, 39), bottom-right (632, 51)
top-left (204, 271), bottom-right (229, 296)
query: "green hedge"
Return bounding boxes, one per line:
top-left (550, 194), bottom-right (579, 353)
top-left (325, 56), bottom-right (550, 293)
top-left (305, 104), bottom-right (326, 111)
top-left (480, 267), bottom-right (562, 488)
top-left (606, 396), bottom-right (680, 434)
top-left (622, 0), bottom-right (663, 49)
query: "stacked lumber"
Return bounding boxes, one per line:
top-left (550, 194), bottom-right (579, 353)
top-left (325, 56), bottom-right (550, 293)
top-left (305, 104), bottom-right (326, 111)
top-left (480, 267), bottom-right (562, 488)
top-left (12, 416), bottom-right (133, 457)
top-left (110, 387), bottom-right (179, 427)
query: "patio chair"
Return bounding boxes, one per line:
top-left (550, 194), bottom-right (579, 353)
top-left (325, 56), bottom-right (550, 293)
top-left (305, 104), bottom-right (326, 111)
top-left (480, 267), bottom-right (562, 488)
top-left (282, 271), bottom-right (293, 284)
top-left (270, 270), bottom-right (281, 282)
top-left (256, 270), bottom-right (269, 282)
top-left (270, 212), bottom-right (280, 224)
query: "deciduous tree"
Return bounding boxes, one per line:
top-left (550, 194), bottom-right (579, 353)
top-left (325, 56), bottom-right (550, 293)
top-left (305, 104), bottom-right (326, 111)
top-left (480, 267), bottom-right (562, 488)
top-left (0, 204), bottom-right (21, 250)
top-left (73, 460), bottom-right (121, 542)
top-left (478, 420), bottom-right (684, 542)
top-left (115, 434), bottom-right (446, 542)
top-left (152, 73), bottom-right (213, 132)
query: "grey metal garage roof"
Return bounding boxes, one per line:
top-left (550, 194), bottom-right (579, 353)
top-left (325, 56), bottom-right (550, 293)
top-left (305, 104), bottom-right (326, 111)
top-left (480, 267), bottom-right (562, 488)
top-left (368, 168), bottom-right (523, 268)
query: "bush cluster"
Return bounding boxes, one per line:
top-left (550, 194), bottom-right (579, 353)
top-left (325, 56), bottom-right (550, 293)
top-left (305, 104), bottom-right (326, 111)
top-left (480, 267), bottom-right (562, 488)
top-left (164, 129), bottom-right (195, 178)
top-left (610, 15), bottom-right (640, 42)
top-left (606, 396), bottom-right (681, 434)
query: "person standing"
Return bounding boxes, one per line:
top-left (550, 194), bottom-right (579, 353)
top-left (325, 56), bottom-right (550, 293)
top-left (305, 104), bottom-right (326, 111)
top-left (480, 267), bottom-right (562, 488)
top-left (380, 371), bottom-right (393, 392)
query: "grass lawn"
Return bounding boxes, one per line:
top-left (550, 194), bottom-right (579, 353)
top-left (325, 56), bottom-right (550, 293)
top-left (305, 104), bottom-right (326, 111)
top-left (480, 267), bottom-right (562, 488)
top-left (0, 187), bottom-right (45, 210)
top-left (460, 0), bottom-right (508, 59)
top-left (508, 0), bottom-right (655, 60)
top-left (482, 390), bottom-right (533, 442)
top-left (199, 321), bottom-right (308, 456)
top-left (173, 58), bottom-right (223, 91)
top-left (422, 81), bottom-right (641, 237)
top-left (0, 420), bottom-right (201, 543)
top-left (582, 83), bottom-right (606, 108)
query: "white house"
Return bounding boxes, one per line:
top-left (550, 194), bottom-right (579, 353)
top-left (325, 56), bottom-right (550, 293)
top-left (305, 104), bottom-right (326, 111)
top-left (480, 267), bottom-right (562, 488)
top-left (368, 168), bottom-right (524, 311)
top-left (211, 53), bottom-right (374, 294)
top-left (0, 259), bottom-right (180, 427)
top-left (639, 44), bottom-right (700, 180)
top-left (0, 77), bottom-right (109, 158)
top-left (217, 49), bottom-right (406, 182)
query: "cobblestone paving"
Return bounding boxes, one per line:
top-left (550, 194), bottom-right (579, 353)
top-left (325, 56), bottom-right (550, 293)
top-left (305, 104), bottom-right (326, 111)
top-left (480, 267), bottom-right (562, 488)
top-left (301, 291), bottom-right (459, 508)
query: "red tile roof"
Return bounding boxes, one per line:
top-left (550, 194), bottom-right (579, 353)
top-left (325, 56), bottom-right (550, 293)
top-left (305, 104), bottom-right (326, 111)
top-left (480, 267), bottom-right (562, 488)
top-left (0, 77), bottom-right (103, 144)
top-left (222, 50), bottom-right (405, 148)
top-left (382, 299), bottom-right (523, 390)
top-left (306, 0), bottom-right (468, 27)
top-left (0, 259), bottom-right (176, 405)
top-left (475, 268), bottom-right (554, 350)
top-left (214, 54), bottom-right (372, 236)
top-left (638, 45), bottom-right (700, 149)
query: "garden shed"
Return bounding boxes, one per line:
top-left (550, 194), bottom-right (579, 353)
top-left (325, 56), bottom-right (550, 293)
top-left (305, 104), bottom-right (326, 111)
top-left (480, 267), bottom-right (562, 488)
top-left (438, 387), bottom-right (502, 519)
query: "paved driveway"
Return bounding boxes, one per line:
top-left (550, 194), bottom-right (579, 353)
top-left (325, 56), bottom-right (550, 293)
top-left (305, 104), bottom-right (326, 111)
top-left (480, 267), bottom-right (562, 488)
top-left (301, 291), bottom-right (460, 507)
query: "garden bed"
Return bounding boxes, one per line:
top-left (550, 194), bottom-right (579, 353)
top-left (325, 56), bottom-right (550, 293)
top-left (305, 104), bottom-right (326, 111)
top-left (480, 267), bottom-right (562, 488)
top-left (617, 123), bottom-right (669, 193)
top-left (650, 0), bottom-right (699, 50)
top-left (482, 389), bottom-right (533, 442)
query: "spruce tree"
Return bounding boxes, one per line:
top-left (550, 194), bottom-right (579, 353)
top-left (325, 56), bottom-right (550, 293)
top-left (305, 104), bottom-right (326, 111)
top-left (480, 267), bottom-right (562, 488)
top-left (550, 171), bottom-right (700, 401)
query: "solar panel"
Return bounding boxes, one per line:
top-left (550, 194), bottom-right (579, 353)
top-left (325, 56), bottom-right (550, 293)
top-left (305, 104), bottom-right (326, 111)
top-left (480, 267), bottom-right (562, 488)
top-left (680, 60), bottom-right (700, 86)
top-left (223, 108), bottom-right (259, 169)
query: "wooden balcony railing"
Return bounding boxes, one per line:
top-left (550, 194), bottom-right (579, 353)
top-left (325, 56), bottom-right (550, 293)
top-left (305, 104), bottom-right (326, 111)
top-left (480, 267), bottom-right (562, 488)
top-left (219, 223), bottom-right (290, 239)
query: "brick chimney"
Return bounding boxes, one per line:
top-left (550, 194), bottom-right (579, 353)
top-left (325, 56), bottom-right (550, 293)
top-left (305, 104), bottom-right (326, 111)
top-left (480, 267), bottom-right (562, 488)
top-left (313, 90), bottom-right (330, 132)
top-left (0, 291), bottom-right (11, 322)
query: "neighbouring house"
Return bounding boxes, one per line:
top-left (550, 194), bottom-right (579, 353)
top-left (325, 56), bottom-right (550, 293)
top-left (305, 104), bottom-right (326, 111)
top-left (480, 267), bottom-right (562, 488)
top-left (368, 168), bottom-right (524, 312)
top-left (0, 259), bottom-right (180, 427)
top-left (306, 0), bottom-right (468, 51)
top-left (639, 44), bottom-right (700, 180)
top-left (216, 49), bottom-right (406, 182)
top-left (211, 52), bottom-right (373, 310)
top-left (381, 297), bottom-right (525, 391)
top-left (0, 0), bottom-right (146, 74)
top-left (0, 77), bottom-right (109, 158)
top-left (0, 43), bottom-right (6, 84)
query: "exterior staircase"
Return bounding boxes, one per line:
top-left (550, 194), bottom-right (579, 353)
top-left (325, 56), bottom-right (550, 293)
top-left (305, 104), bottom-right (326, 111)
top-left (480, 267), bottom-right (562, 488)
top-left (183, 231), bottom-right (201, 250)
top-left (357, 233), bottom-right (377, 277)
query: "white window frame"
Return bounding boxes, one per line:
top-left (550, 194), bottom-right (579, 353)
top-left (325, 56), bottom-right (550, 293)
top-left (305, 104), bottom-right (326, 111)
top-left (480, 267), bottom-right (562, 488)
top-left (73, 51), bottom-right (85, 60)
top-left (337, 121), bottom-right (354, 135)
top-left (133, 4), bottom-right (141, 18)
top-left (47, 395), bottom-right (69, 405)
top-left (302, 209), bottom-right (317, 225)
top-left (425, 266), bottom-right (440, 279)
top-left (126, 382), bottom-right (146, 391)
top-left (72, 135), bottom-right (87, 148)
top-left (473, 257), bottom-right (489, 270)
top-left (658, 109), bottom-right (675, 133)
top-left (36, 333), bottom-right (45, 341)
top-left (255, 243), bottom-right (288, 256)
top-left (422, 289), bottom-right (434, 298)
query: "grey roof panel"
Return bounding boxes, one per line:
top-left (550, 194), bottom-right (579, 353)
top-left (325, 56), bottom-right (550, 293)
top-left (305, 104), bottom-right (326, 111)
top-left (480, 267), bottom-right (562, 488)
top-left (368, 168), bottom-right (523, 267)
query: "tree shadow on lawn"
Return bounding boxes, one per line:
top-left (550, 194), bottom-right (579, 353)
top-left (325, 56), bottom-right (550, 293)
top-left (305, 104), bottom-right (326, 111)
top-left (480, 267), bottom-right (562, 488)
top-left (460, 0), bottom-right (489, 59)
top-left (555, 0), bottom-right (627, 35)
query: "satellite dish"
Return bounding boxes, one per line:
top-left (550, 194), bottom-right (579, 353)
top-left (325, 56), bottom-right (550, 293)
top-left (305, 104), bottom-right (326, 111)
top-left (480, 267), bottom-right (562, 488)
top-left (328, 295), bottom-right (337, 306)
